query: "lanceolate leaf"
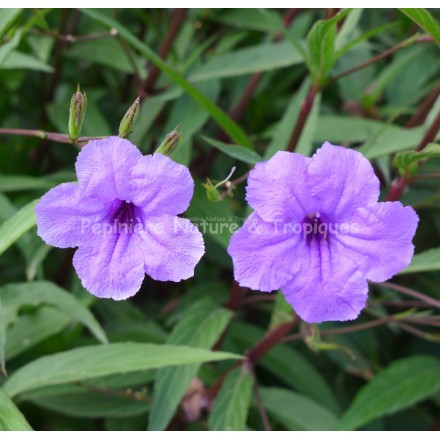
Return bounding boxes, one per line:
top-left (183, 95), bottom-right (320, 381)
top-left (400, 247), bottom-right (440, 274)
top-left (0, 387), bottom-right (32, 431)
top-left (399, 8), bottom-right (440, 46)
top-left (202, 136), bottom-right (263, 164)
top-left (339, 356), bottom-right (440, 430)
top-left (149, 299), bottom-right (233, 431)
top-left (4, 343), bottom-right (241, 398)
top-left (208, 365), bottom-right (253, 431)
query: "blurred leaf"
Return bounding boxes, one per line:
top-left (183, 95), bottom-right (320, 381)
top-left (0, 28), bottom-right (23, 67)
top-left (149, 299), bottom-right (233, 430)
top-left (260, 387), bottom-right (339, 430)
top-left (0, 9), bottom-right (23, 39)
top-left (66, 38), bottom-right (146, 77)
top-left (5, 307), bottom-right (71, 361)
top-left (335, 9), bottom-right (363, 52)
top-left (208, 365), bottom-right (253, 431)
top-left (0, 298), bottom-right (5, 374)
top-left (400, 247), bottom-right (440, 274)
top-left (2, 50), bottom-right (54, 73)
top-left (213, 9), bottom-right (281, 33)
top-left (339, 356), bottom-right (440, 430)
top-left (0, 198), bottom-right (38, 257)
top-left (202, 136), bottom-right (263, 164)
top-left (0, 387), bottom-right (32, 431)
top-left (189, 41), bottom-right (304, 82)
top-left (4, 343), bottom-right (242, 397)
top-left (20, 384), bottom-right (150, 419)
top-left (393, 143), bottom-right (440, 176)
top-left (0, 175), bottom-right (55, 192)
top-left (81, 8), bottom-right (253, 148)
top-left (0, 281), bottom-right (108, 344)
top-left (400, 8), bottom-right (440, 46)
top-left (265, 78), bottom-right (310, 159)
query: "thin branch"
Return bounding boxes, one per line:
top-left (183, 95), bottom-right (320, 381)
top-left (250, 365), bottom-right (272, 431)
top-left (329, 35), bottom-right (433, 84)
top-left (0, 128), bottom-right (106, 146)
top-left (378, 281), bottom-right (440, 310)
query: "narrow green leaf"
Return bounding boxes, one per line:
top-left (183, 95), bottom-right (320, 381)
top-left (0, 28), bottom-right (23, 67)
top-left (202, 136), bottom-right (263, 164)
top-left (0, 198), bottom-right (38, 257)
top-left (0, 9), bottom-right (23, 39)
top-left (3, 343), bottom-right (242, 398)
top-left (400, 247), bottom-right (440, 274)
top-left (0, 175), bottom-right (55, 192)
top-left (0, 387), bottom-right (32, 431)
top-left (400, 8), bottom-right (440, 46)
top-left (149, 299), bottom-right (233, 430)
top-left (339, 356), bottom-right (440, 430)
top-left (268, 291), bottom-right (294, 330)
top-left (0, 281), bottom-right (108, 345)
top-left (260, 387), bottom-right (339, 430)
top-left (208, 366), bottom-right (253, 431)
top-left (189, 41), bottom-right (304, 82)
top-left (306, 9), bottom-right (350, 84)
top-left (80, 8), bottom-right (253, 148)
top-left (393, 143), bottom-right (440, 176)
top-left (2, 50), bottom-right (54, 73)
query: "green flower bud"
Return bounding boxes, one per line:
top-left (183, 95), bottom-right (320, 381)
top-left (155, 125), bottom-right (182, 156)
top-left (68, 84), bottom-right (87, 142)
top-left (119, 96), bottom-right (141, 138)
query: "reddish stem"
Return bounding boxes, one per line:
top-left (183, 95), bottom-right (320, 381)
top-left (142, 9), bottom-right (187, 95)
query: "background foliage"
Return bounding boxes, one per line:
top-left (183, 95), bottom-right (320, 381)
top-left (0, 8), bottom-right (440, 431)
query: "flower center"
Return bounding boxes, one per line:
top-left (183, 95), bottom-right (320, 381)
top-left (302, 212), bottom-right (327, 243)
top-left (112, 200), bottom-right (140, 226)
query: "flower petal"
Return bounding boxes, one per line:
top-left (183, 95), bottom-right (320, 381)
top-left (246, 151), bottom-right (314, 222)
top-left (73, 231), bottom-right (145, 300)
top-left (333, 202), bottom-right (419, 282)
top-left (308, 142), bottom-right (380, 219)
top-left (35, 182), bottom-right (108, 248)
top-left (228, 213), bottom-right (303, 292)
top-left (138, 215), bottom-right (204, 282)
top-left (129, 154), bottom-right (194, 216)
top-left (76, 136), bottom-right (142, 202)
top-left (282, 240), bottom-right (368, 323)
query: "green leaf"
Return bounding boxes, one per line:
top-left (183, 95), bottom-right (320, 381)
top-left (0, 281), bottom-right (108, 344)
top-left (0, 198), bottom-right (38, 257)
top-left (80, 8), bottom-right (253, 148)
top-left (0, 9), bottom-right (23, 39)
top-left (208, 365), bottom-right (253, 431)
top-left (2, 50), bottom-right (54, 73)
top-left (0, 298), bottom-right (5, 375)
top-left (339, 356), bottom-right (440, 430)
top-left (0, 28), bottom-right (23, 67)
top-left (0, 387), bottom-right (32, 431)
top-left (265, 78), bottom-right (310, 159)
top-left (268, 291), bottom-right (294, 330)
top-left (400, 247), bottom-right (440, 274)
top-left (0, 175), bottom-right (56, 192)
top-left (393, 143), bottom-right (440, 176)
top-left (202, 136), bottom-right (263, 164)
top-left (260, 387), bottom-right (339, 430)
top-left (306, 9), bottom-right (350, 84)
top-left (189, 41), bottom-right (304, 82)
top-left (3, 343), bottom-right (242, 398)
top-left (400, 8), bottom-right (440, 46)
top-left (149, 299), bottom-right (233, 430)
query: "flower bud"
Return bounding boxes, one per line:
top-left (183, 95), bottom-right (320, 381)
top-left (119, 96), bottom-right (141, 138)
top-left (68, 84), bottom-right (87, 142)
top-left (155, 125), bottom-right (182, 156)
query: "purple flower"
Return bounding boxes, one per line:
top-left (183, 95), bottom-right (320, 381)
top-left (35, 137), bottom-right (204, 300)
top-left (228, 142), bottom-right (419, 323)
